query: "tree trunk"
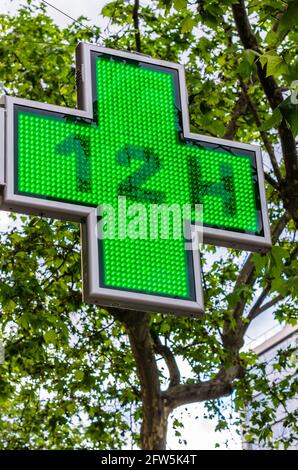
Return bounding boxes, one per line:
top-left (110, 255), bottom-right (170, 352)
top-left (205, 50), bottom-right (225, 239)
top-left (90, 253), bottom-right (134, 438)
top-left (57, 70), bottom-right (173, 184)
top-left (141, 396), bottom-right (169, 450)
top-left (110, 308), bottom-right (168, 449)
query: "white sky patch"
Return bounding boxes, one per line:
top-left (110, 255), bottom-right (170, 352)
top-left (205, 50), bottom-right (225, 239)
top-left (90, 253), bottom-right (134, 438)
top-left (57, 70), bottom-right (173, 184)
top-left (168, 403), bottom-right (242, 450)
top-left (0, 0), bottom-right (107, 26)
top-left (0, 211), bottom-right (11, 231)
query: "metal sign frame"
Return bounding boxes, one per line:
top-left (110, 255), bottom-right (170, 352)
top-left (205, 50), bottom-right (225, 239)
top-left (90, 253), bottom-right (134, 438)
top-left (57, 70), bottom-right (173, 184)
top-left (0, 43), bottom-right (272, 316)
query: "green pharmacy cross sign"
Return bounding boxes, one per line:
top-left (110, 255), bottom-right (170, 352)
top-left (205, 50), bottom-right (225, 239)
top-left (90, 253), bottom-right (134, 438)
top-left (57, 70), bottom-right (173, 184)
top-left (0, 44), bottom-right (271, 315)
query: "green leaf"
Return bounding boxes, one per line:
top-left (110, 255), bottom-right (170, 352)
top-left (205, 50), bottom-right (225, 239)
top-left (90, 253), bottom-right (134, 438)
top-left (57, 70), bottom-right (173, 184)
top-left (200, 5), bottom-right (219, 29)
top-left (253, 253), bottom-right (267, 276)
top-left (181, 16), bottom-right (195, 33)
top-left (160, 322), bottom-right (171, 333)
top-left (75, 370), bottom-right (84, 381)
top-left (4, 299), bottom-right (16, 313)
top-left (266, 55), bottom-right (283, 77)
top-left (279, 96), bottom-right (298, 136)
top-left (265, 30), bottom-right (278, 46)
top-left (101, 1), bottom-right (118, 18)
top-left (259, 107), bottom-right (283, 131)
top-left (44, 330), bottom-right (57, 345)
top-left (237, 58), bottom-right (252, 78)
top-left (67, 402), bottom-right (76, 413)
top-left (174, 0), bottom-right (187, 11)
top-left (287, 276), bottom-right (298, 297)
top-left (278, 2), bottom-right (298, 37)
top-left (259, 52), bottom-right (283, 77)
top-left (244, 49), bottom-right (259, 65)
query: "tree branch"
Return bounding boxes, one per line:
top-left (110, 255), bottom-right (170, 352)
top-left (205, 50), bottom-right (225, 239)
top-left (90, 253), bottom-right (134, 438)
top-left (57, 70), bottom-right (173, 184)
top-left (164, 362), bottom-right (243, 410)
top-left (239, 79), bottom-right (283, 185)
top-left (235, 210), bottom-right (290, 292)
top-left (133, 0), bottom-right (141, 53)
top-left (246, 242), bottom-right (298, 323)
top-left (221, 211), bottom-right (290, 352)
top-left (224, 88), bottom-right (247, 140)
top-left (249, 294), bottom-right (284, 319)
top-left (246, 285), bottom-right (271, 322)
top-left (153, 335), bottom-right (180, 388)
top-left (232, 1), bottom-right (282, 110)
top-left (232, 0), bottom-right (298, 224)
top-left (264, 172), bottom-right (279, 190)
top-left (110, 308), bottom-right (168, 449)
top-left (221, 17), bottom-right (283, 187)
top-left (110, 308), bottom-right (160, 407)
top-left (271, 211), bottom-right (291, 241)
top-left (167, 211), bottom-right (291, 411)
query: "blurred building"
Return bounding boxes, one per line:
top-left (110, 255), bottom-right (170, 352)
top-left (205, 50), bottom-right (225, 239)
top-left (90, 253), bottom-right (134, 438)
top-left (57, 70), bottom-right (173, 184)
top-left (243, 324), bottom-right (298, 450)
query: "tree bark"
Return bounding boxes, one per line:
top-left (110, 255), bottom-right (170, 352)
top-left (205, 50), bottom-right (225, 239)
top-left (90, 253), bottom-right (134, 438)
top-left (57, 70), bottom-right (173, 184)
top-left (232, 0), bottom-right (298, 227)
top-left (110, 308), bottom-right (168, 449)
top-left (223, 88), bottom-right (247, 140)
top-left (133, 0), bottom-right (141, 53)
top-left (141, 394), bottom-right (169, 450)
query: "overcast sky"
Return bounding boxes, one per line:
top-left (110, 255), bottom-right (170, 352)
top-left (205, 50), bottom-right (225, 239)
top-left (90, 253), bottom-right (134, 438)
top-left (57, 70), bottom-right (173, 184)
top-left (1, 0), bottom-right (107, 26)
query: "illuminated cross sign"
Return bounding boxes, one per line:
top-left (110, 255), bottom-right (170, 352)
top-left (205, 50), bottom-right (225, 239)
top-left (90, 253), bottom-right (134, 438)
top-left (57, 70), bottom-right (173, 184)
top-left (0, 44), bottom-right (271, 315)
